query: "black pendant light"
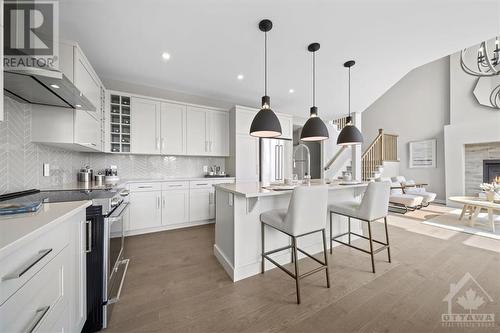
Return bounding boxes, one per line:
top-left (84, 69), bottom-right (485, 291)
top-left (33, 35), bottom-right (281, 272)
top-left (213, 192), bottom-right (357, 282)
top-left (337, 60), bottom-right (364, 146)
top-left (250, 19), bottom-right (282, 138)
top-left (300, 43), bottom-right (329, 141)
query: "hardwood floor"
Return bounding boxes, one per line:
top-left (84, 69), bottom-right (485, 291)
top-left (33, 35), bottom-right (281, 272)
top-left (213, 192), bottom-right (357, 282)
top-left (105, 205), bottom-right (500, 333)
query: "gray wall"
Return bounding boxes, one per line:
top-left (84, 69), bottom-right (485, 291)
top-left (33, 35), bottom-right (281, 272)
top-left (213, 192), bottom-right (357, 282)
top-left (0, 97), bottom-right (224, 195)
top-left (362, 57), bottom-right (450, 200)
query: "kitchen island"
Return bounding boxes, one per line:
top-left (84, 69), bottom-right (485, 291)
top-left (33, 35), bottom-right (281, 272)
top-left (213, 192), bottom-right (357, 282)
top-left (214, 181), bottom-right (368, 281)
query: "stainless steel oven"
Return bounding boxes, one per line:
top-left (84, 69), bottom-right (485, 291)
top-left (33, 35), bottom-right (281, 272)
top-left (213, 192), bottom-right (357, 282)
top-left (103, 196), bottom-right (130, 328)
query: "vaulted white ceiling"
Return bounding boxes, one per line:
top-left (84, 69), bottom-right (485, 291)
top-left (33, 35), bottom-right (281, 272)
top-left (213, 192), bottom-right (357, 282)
top-left (60, 0), bottom-right (499, 118)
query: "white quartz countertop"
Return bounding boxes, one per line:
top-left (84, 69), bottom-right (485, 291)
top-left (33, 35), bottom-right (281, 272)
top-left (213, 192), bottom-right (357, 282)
top-left (41, 177), bottom-right (235, 191)
top-left (0, 201), bottom-right (92, 254)
top-left (214, 181), bottom-right (368, 198)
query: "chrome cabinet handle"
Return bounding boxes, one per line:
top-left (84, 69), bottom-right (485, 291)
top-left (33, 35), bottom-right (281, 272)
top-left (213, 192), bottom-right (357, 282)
top-left (156, 138), bottom-right (160, 150)
top-left (162, 196), bottom-right (166, 209)
top-left (26, 306), bottom-right (50, 333)
top-left (209, 141), bottom-right (212, 152)
top-left (196, 183), bottom-right (208, 186)
top-left (138, 186), bottom-right (153, 189)
top-left (2, 249), bottom-right (53, 281)
top-left (205, 141), bottom-right (208, 152)
top-left (168, 184), bottom-right (183, 187)
top-left (157, 196), bottom-right (160, 209)
top-left (161, 137), bottom-right (165, 150)
top-left (85, 220), bottom-right (92, 253)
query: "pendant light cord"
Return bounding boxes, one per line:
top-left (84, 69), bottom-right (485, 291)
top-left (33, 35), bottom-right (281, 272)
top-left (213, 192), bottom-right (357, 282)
top-left (313, 50), bottom-right (316, 107)
top-left (348, 66), bottom-right (351, 117)
top-left (264, 31), bottom-right (268, 96)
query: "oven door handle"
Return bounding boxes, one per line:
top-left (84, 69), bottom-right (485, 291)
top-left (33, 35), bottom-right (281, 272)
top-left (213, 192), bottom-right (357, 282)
top-left (107, 259), bottom-right (130, 305)
top-left (108, 202), bottom-right (129, 223)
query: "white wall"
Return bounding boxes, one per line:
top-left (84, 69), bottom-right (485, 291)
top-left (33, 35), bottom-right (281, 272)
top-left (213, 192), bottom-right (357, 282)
top-left (444, 53), bottom-right (500, 204)
top-left (362, 57), bottom-right (450, 200)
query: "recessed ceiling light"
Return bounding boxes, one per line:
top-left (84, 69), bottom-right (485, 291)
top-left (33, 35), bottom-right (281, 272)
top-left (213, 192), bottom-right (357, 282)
top-left (161, 52), bottom-right (171, 61)
top-left (237, 74), bottom-right (244, 80)
top-left (75, 104), bottom-right (82, 108)
top-left (288, 88), bottom-right (295, 93)
top-left (50, 84), bottom-right (60, 89)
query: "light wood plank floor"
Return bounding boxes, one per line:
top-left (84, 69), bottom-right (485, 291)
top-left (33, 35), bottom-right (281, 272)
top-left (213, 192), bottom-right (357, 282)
top-left (105, 205), bottom-right (500, 333)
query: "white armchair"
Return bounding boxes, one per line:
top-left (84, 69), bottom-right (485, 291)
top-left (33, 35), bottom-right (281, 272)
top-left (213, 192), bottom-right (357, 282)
top-left (376, 177), bottom-right (423, 213)
top-left (390, 176), bottom-right (437, 207)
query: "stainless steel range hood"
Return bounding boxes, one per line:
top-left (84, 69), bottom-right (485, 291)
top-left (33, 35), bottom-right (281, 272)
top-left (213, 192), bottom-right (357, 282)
top-left (4, 68), bottom-right (96, 111)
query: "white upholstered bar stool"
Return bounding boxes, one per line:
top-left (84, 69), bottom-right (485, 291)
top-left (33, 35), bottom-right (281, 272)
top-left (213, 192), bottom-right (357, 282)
top-left (260, 185), bottom-right (330, 304)
top-left (329, 182), bottom-right (391, 273)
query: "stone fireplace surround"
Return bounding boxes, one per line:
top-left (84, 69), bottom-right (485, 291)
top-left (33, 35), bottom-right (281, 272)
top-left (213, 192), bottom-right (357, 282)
top-left (464, 142), bottom-right (500, 196)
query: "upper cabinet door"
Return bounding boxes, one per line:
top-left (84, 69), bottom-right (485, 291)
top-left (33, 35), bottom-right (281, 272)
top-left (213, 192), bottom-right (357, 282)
top-left (73, 47), bottom-right (101, 112)
top-left (209, 111), bottom-right (229, 156)
top-left (74, 110), bottom-right (100, 151)
top-left (161, 102), bottom-right (186, 155)
top-left (186, 106), bottom-right (209, 155)
top-left (131, 97), bottom-right (161, 155)
top-left (277, 114), bottom-right (293, 139)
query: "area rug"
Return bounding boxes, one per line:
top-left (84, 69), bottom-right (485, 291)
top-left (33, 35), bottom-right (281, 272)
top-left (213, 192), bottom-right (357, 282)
top-left (423, 208), bottom-right (500, 240)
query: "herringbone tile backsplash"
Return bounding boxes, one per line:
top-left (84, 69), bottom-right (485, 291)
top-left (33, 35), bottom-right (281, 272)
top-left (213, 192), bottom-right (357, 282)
top-left (0, 97), bottom-right (225, 195)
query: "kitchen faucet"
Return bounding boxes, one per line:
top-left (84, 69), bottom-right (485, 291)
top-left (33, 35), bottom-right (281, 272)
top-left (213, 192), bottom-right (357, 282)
top-left (293, 143), bottom-right (311, 179)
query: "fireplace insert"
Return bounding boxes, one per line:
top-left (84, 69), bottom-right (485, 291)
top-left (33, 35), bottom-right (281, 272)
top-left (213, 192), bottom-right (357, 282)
top-left (483, 159), bottom-right (500, 183)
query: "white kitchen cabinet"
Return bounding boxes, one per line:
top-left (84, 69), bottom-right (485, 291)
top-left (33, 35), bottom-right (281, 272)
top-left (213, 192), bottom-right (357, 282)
top-left (235, 134), bottom-right (260, 181)
top-left (186, 106), bottom-right (209, 155)
top-left (0, 207), bottom-right (87, 333)
top-left (186, 106), bottom-right (229, 156)
top-left (74, 109), bottom-right (100, 149)
top-left (30, 40), bottom-right (102, 152)
top-left (189, 188), bottom-right (212, 221)
top-left (277, 114), bottom-right (293, 139)
top-left (59, 40), bottom-right (102, 113)
top-left (162, 189), bottom-right (189, 225)
top-left (74, 48), bottom-right (101, 112)
top-left (31, 107), bottom-right (101, 152)
top-left (161, 102), bottom-right (186, 155)
top-left (210, 111), bottom-right (229, 156)
top-left (131, 97), bottom-right (161, 155)
top-left (128, 190), bottom-right (162, 231)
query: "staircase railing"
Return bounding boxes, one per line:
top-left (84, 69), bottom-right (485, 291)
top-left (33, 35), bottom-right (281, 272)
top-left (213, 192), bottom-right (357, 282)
top-left (361, 129), bottom-right (399, 180)
top-left (332, 116), bottom-right (350, 131)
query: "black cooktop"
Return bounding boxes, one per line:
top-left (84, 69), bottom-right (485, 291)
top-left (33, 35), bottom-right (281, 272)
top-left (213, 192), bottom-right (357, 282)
top-left (0, 189), bottom-right (116, 205)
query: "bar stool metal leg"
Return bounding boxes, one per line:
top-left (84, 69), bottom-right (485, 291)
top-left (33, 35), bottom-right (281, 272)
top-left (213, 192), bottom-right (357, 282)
top-left (329, 212), bottom-right (333, 254)
top-left (367, 221), bottom-right (375, 273)
top-left (321, 229), bottom-right (331, 288)
top-left (292, 237), bottom-right (301, 304)
top-left (261, 222), bottom-right (265, 274)
top-left (384, 217), bottom-right (391, 263)
top-left (348, 217), bottom-right (351, 244)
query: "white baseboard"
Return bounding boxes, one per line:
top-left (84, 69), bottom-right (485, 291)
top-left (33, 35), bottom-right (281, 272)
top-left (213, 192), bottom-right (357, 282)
top-left (125, 219), bottom-right (214, 237)
top-left (213, 244), bottom-right (235, 280)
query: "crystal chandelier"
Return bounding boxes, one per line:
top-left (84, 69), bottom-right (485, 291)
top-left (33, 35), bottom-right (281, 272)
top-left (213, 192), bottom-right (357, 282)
top-left (461, 38), bottom-right (500, 77)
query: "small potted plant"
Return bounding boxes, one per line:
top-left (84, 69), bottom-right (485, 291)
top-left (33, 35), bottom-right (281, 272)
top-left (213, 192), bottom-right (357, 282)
top-left (479, 183), bottom-right (500, 202)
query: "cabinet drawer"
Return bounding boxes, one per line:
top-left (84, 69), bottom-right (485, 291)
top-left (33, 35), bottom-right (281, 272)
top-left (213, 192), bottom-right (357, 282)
top-left (129, 182), bottom-right (162, 192)
top-left (210, 179), bottom-right (235, 185)
top-left (162, 181), bottom-right (189, 191)
top-left (0, 245), bottom-right (70, 333)
top-left (189, 181), bottom-right (213, 189)
top-left (0, 220), bottom-right (71, 305)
